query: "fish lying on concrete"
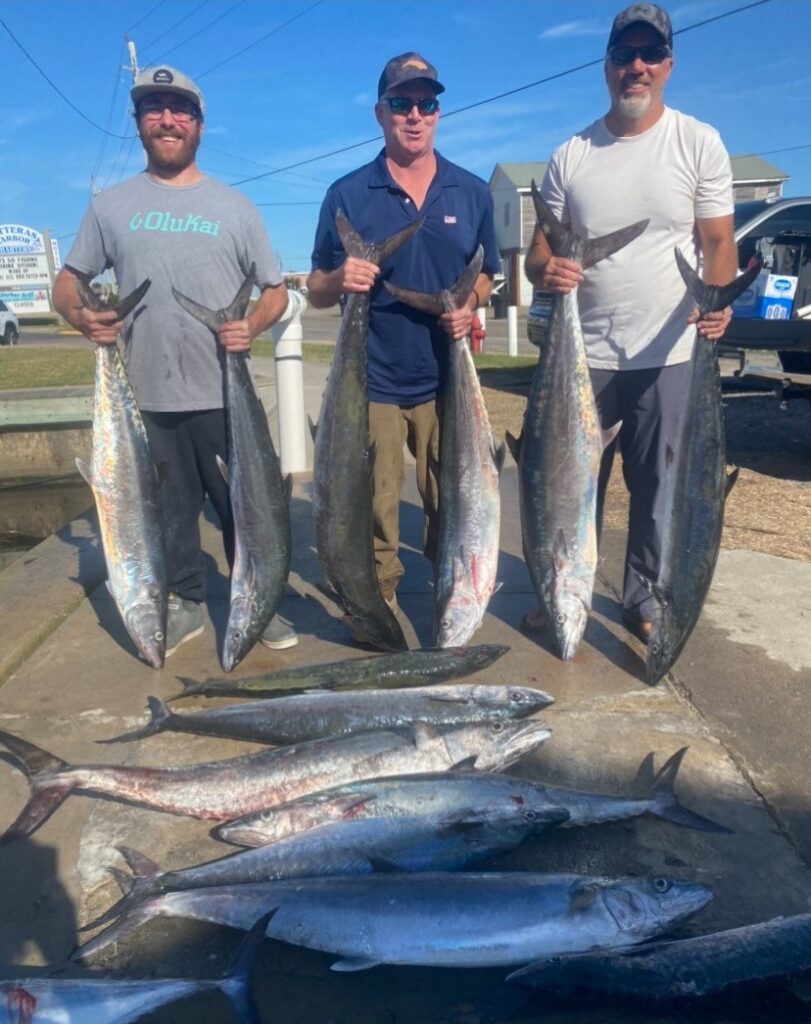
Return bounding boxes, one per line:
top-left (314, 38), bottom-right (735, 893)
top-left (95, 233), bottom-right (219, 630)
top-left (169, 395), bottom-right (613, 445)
top-left (86, 803), bottom-right (570, 929)
top-left (384, 248), bottom-right (504, 648)
top-left (172, 265), bottom-right (291, 672)
top-left (2, 910), bottom-right (271, 1023)
top-left (0, 720), bottom-right (550, 842)
top-left (646, 253), bottom-right (763, 685)
top-left (215, 747), bottom-right (729, 847)
top-left (507, 185), bottom-right (648, 660)
top-left (75, 279), bottom-right (167, 670)
top-left (312, 211), bottom-right (423, 652)
top-left (169, 643), bottom-right (509, 700)
top-left (506, 911), bottom-right (811, 999)
top-left (74, 872), bottom-right (713, 971)
top-left (101, 683), bottom-right (554, 746)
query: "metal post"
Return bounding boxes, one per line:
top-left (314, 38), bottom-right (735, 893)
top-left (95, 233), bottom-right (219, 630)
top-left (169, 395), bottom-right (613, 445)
top-left (507, 305), bottom-right (518, 356)
top-left (271, 290), bottom-right (307, 474)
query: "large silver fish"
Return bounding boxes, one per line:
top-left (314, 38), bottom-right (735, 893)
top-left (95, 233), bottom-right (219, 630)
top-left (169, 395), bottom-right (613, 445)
top-left (74, 872), bottom-right (713, 971)
top-left (74, 279), bottom-right (167, 670)
top-left (0, 720), bottom-right (550, 841)
top-left (646, 253), bottom-right (762, 684)
top-left (215, 747), bottom-right (728, 847)
top-left (2, 911), bottom-right (270, 1023)
top-left (85, 803), bottom-right (569, 929)
top-left (507, 185), bottom-right (647, 660)
top-left (101, 683), bottom-right (554, 746)
top-left (385, 248), bottom-right (504, 647)
top-left (312, 211), bottom-right (423, 652)
top-left (172, 266), bottom-right (291, 672)
top-left (170, 643), bottom-right (509, 700)
top-left (507, 911), bottom-right (811, 999)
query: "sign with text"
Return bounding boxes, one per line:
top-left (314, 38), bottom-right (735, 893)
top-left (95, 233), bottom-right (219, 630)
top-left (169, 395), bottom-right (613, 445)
top-left (1, 288), bottom-right (50, 314)
top-left (0, 253), bottom-right (51, 286)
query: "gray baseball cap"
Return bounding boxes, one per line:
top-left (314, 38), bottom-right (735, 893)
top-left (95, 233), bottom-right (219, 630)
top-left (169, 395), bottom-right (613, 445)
top-left (607, 3), bottom-right (673, 50)
top-left (377, 52), bottom-right (445, 99)
top-left (131, 65), bottom-right (205, 116)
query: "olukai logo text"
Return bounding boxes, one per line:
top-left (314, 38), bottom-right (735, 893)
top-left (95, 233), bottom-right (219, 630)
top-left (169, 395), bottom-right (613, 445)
top-left (129, 211), bottom-right (221, 235)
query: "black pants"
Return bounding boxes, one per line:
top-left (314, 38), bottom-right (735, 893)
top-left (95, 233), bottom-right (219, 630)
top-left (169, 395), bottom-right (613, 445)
top-left (142, 409), bottom-right (234, 603)
top-left (590, 362), bottom-right (690, 622)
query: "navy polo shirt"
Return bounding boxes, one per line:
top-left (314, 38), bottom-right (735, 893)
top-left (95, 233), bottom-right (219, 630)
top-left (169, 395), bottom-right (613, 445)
top-left (311, 149), bottom-right (500, 405)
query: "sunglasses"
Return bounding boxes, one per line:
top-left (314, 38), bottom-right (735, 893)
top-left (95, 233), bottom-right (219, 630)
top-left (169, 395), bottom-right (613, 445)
top-left (138, 98), bottom-right (200, 123)
top-left (385, 96), bottom-right (440, 115)
top-left (607, 43), bottom-right (672, 66)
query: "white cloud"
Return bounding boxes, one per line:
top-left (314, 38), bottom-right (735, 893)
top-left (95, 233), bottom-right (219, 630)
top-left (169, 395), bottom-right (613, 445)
top-left (540, 19), bottom-right (605, 40)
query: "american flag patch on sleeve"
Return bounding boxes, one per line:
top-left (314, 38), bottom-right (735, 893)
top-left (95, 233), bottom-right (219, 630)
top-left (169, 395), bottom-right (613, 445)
top-left (444, 215), bottom-right (457, 224)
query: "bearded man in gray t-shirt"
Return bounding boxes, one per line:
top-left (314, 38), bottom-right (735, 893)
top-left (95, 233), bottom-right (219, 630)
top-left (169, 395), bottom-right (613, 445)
top-left (53, 65), bottom-right (298, 658)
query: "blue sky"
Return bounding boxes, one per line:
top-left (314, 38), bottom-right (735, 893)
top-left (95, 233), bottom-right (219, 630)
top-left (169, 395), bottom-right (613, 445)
top-left (2, 0), bottom-right (809, 272)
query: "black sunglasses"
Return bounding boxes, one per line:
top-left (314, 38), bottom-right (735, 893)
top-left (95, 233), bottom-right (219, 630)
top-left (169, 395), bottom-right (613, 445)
top-left (385, 96), bottom-right (440, 115)
top-left (607, 43), bottom-right (671, 66)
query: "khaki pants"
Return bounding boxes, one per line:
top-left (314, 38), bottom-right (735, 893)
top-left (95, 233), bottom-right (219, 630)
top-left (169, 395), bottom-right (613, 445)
top-left (369, 399), bottom-right (440, 599)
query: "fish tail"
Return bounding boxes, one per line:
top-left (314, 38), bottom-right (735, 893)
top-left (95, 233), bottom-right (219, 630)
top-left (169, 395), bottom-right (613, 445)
top-left (648, 747), bottom-right (733, 834)
top-left (71, 897), bottom-right (163, 961)
top-left (0, 730), bottom-right (76, 843)
top-left (80, 844), bottom-right (163, 930)
top-left (674, 248), bottom-right (763, 316)
top-left (166, 675), bottom-right (205, 701)
top-left (216, 910), bottom-right (278, 1024)
top-left (97, 696), bottom-right (173, 744)
top-left (384, 246), bottom-right (484, 315)
top-left (336, 209), bottom-right (424, 266)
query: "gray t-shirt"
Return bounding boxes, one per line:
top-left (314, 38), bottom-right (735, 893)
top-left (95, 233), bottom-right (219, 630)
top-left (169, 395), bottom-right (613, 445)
top-left (66, 173), bottom-right (283, 411)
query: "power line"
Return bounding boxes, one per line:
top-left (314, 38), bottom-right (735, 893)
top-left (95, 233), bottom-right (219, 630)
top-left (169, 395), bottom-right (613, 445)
top-left (231, 0), bottom-right (775, 187)
top-left (140, 0), bottom-right (211, 54)
top-left (150, 0), bottom-right (248, 64)
top-left (196, 0), bottom-right (327, 79)
top-left (125, 0), bottom-right (168, 34)
top-left (90, 40), bottom-right (129, 187)
top-left (0, 15), bottom-right (134, 139)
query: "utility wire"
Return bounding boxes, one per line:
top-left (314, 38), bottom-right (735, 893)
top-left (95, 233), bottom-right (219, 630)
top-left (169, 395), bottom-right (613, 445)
top-left (231, 0), bottom-right (775, 187)
top-left (0, 15), bottom-right (133, 139)
top-left (90, 41), bottom-right (129, 186)
top-left (196, 0), bottom-right (327, 79)
top-left (150, 0), bottom-right (248, 64)
top-left (125, 0), bottom-right (168, 34)
top-left (140, 0), bottom-right (211, 54)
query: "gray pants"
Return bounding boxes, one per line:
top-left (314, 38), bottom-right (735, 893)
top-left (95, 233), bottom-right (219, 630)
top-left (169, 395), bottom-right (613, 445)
top-left (590, 362), bottom-right (690, 623)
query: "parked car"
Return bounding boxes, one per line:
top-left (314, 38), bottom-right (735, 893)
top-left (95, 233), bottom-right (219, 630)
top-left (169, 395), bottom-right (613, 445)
top-left (527, 197), bottom-right (811, 376)
top-left (0, 300), bottom-right (19, 346)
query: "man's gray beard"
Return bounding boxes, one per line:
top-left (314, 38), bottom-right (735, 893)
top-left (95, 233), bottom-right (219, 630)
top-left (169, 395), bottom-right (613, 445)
top-left (617, 92), bottom-right (652, 120)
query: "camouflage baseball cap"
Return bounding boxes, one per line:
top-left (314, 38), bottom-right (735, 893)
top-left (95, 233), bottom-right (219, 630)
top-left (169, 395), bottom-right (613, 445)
top-left (131, 65), bottom-right (205, 116)
top-left (377, 52), bottom-right (445, 98)
top-left (607, 3), bottom-right (673, 50)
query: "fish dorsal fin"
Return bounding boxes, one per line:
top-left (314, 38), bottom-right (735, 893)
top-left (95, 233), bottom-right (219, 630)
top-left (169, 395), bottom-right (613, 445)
top-left (492, 441), bottom-right (507, 474)
top-left (450, 755), bottom-right (478, 771)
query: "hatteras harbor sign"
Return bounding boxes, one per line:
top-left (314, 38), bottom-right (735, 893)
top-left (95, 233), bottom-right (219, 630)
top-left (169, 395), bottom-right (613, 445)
top-left (0, 224), bottom-right (54, 312)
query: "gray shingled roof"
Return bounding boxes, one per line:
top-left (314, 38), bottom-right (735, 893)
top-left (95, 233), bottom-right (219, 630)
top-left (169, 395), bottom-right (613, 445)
top-left (491, 155), bottom-right (788, 189)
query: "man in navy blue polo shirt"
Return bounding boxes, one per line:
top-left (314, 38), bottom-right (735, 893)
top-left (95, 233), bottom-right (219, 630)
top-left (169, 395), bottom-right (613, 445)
top-left (307, 52), bottom-right (500, 625)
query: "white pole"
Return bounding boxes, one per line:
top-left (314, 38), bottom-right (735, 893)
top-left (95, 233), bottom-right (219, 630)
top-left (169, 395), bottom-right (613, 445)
top-left (507, 304), bottom-right (518, 356)
top-left (271, 290), bottom-right (308, 474)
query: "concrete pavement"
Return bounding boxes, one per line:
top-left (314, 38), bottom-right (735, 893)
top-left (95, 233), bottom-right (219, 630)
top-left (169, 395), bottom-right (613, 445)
top-left (0, 355), bottom-right (809, 1023)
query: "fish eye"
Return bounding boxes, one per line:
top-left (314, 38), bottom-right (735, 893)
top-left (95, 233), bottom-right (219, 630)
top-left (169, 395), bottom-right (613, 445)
top-left (652, 877), bottom-right (671, 893)
top-left (555, 612), bottom-right (566, 624)
top-left (651, 642), bottom-right (661, 654)
top-left (440, 618), bottom-right (452, 630)
top-left (523, 810), bottom-right (538, 822)
top-left (491, 721), bottom-right (504, 733)
top-left (509, 691), bottom-right (525, 703)
top-left (154, 630), bottom-right (164, 642)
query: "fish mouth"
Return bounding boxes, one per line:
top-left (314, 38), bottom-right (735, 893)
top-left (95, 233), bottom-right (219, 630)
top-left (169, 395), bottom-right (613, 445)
top-left (490, 722), bottom-right (553, 769)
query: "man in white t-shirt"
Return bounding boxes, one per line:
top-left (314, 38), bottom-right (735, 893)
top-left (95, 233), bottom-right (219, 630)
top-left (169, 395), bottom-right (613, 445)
top-left (523, 2), bottom-right (737, 643)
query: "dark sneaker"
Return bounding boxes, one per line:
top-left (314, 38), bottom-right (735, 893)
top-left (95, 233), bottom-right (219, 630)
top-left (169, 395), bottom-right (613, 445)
top-left (260, 614), bottom-right (298, 651)
top-left (165, 595), bottom-right (204, 657)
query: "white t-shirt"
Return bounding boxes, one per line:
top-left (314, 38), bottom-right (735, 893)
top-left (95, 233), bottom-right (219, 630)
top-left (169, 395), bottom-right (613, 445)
top-left (541, 106), bottom-right (733, 369)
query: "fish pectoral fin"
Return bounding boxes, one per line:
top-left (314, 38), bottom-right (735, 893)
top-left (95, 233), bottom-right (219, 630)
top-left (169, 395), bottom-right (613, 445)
top-left (330, 957), bottom-right (382, 973)
top-left (552, 530), bottom-right (570, 574)
top-left (368, 855), bottom-right (400, 873)
top-left (601, 421), bottom-right (622, 452)
top-left (411, 721), bottom-right (442, 750)
top-left (75, 457), bottom-right (93, 487)
top-left (216, 454), bottom-right (230, 484)
top-left (569, 882), bottom-right (601, 911)
top-left (450, 755), bottom-right (478, 771)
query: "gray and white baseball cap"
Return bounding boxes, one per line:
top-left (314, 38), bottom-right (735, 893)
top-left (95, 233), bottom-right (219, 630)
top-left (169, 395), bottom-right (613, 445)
top-left (131, 65), bottom-right (205, 116)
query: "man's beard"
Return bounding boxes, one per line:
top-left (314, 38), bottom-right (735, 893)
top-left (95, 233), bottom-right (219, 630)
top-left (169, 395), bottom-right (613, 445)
top-left (141, 128), bottom-right (200, 172)
top-left (617, 91), bottom-right (652, 120)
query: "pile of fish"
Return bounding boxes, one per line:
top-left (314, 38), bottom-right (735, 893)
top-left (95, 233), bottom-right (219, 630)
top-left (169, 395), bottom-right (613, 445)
top-left (0, 641), bottom-right (739, 1005)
